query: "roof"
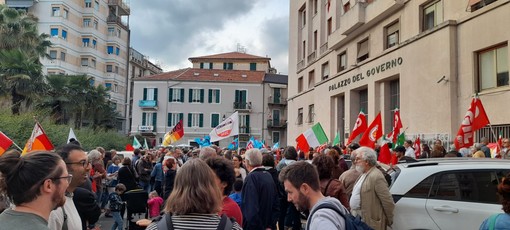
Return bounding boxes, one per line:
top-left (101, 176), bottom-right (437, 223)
top-left (263, 73), bottom-right (288, 84)
top-left (134, 68), bottom-right (265, 84)
top-left (188, 52), bottom-right (271, 61)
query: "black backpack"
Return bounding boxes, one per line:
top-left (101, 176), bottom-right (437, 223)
top-left (157, 213), bottom-right (233, 230)
top-left (306, 202), bottom-right (373, 230)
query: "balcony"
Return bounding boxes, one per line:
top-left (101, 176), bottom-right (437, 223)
top-left (267, 120), bottom-right (287, 129)
top-left (138, 100), bottom-right (158, 109)
top-left (233, 101), bottom-right (252, 111)
top-left (239, 126), bottom-right (251, 134)
top-left (108, 0), bottom-right (130, 15)
top-left (297, 59), bottom-right (305, 71)
top-left (307, 50), bottom-right (316, 63)
top-left (339, 2), bottom-right (365, 35)
top-left (268, 96), bottom-right (287, 106)
top-left (107, 15), bottom-right (129, 31)
top-left (320, 42), bottom-right (329, 55)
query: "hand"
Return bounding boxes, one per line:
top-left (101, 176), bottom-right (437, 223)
top-left (136, 219), bottom-right (152, 227)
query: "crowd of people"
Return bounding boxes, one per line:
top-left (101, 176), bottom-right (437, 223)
top-left (0, 136), bottom-right (510, 230)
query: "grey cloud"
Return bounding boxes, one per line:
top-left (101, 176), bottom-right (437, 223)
top-left (260, 16), bottom-right (289, 74)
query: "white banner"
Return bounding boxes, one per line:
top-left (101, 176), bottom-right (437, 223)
top-left (209, 111), bottom-right (239, 142)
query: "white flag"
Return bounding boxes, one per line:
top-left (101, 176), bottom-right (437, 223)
top-left (67, 128), bottom-right (78, 143)
top-left (209, 111), bottom-right (239, 142)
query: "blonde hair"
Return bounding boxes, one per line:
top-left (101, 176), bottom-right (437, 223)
top-left (164, 159), bottom-right (222, 215)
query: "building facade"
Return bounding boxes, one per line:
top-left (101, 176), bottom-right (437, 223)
top-left (7, 0), bottom-right (131, 132)
top-left (132, 52), bottom-right (284, 148)
top-left (263, 74), bottom-right (289, 148)
top-left (288, 0), bottom-right (510, 147)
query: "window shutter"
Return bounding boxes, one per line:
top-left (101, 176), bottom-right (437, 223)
top-left (169, 88), bottom-right (173, 102)
top-left (208, 89), bottom-right (213, 103)
top-left (189, 89), bottom-right (193, 103)
top-left (152, 113), bottom-right (157, 127)
top-left (142, 112), bottom-right (146, 125)
top-left (180, 89), bottom-right (185, 102)
top-left (179, 113), bottom-right (184, 122)
top-left (187, 113), bottom-right (192, 127)
top-left (223, 63), bottom-right (227, 70)
top-left (167, 113), bottom-right (172, 126)
top-left (235, 90), bottom-right (240, 102)
top-left (200, 89), bottom-right (205, 103)
top-left (199, 113), bottom-right (204, 127)
top-left (215, 90), bottom-right (220, 103)
top-left (200, 62), bottom-right (204, 69)
top-left (211, 114), bottom-right (219, 128)
top-left (154, 88), bottom-right (158, 101)
top-left (143, 88), bottom-right (147, 100)
top-left (245, 115), bottom-right (250, 133)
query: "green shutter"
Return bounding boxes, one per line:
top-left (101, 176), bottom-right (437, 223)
top-left (189, 89), bottom-right (193, 102)
top-left (179, 113), bottom-right (183, 122)
top-left (200, 89), bottom-right (204, 103)
top-left (199, 113), bottom-right (204, 127)
top-left (167, 113), bottom-right (172, 126)
top-left (154, 88), bottom-right (158, 102)
top-left (169, 88), bottom-right (173, 102)
top-left (180, 89), bottom-right (184, 102)
top-left (235, 90), bottom-right (240, 102)
top-left (211, 114), bottom-right (219, 128)
top-left (142, 112), bottom-right (146, 125)
top-left (187, 113), bottom-right (192, 127)
top-left (215, 90), bottom-right (220, 103)
top-left (250, 63), bottom-right (256, 71)
top-left (152, 113), bottom-right (157, 128)
top-left (208, 89), bottom-right (213, 103)
top-left (200, 62), bottom-right (204, 69)
top-left (245, 115), bottom-right (250, 133)
top-left (143, 88), bottom-right (147, 100)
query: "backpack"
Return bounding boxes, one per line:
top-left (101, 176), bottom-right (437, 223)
top-left (157, 213), bottom-right (233, 230)
top-left (306, 202), bottom-right (373, 230)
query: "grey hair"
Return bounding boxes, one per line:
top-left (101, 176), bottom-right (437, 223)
top-left (473, 143), bottom-right (483, 151)
top-left (88, 149), bottom-right (102, 163)
top-left (356, 147), bottom-right (377, 166)
top-left (245, 149), bottom-right (262, 167)
top-left (199, 147), bottom-right (217, 160)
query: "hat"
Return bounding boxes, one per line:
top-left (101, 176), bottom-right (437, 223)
top-left (348, 143), bottom-right (360, 150)
top-left (394, 145), bottom-right (406, 153)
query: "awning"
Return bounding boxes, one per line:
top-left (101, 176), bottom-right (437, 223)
top-left (6, 0), bottom-right (34, 8)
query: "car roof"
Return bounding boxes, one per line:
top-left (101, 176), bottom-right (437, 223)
top-left (390, 158), bottom-right (510, 195)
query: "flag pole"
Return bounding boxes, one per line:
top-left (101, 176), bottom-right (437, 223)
top-left (487, 123), bottom-right (500, 157)
top-left (11, 141), bottom-right (23, 151)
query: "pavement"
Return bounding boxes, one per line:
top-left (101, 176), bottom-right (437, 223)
top-left (96, 211), bottom-right (148, 230)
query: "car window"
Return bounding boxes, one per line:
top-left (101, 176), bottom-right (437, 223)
top-left (430, 170), bottom-right (500, 204)
top-left (404, 175), bottom-right (434, 198)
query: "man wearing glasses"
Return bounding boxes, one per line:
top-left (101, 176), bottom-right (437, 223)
top-left (0, 150), bottom-right (71, 230)
top-left (49, 144), bottom-right (91, 230)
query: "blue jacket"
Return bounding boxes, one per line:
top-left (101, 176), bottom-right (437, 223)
top-left (480, 213), bottom-right (510, 230)
top-left (150, 162), bottom-right (164, 182)
top-left (241, 167), bottom-right (280, 230)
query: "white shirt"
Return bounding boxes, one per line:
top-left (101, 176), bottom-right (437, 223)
top-left (405, 147), bottom-right (416, 158)
top-left (349, 173), bottom-right (367, 210)
top-left (48, 196), bottom-right (82, 230)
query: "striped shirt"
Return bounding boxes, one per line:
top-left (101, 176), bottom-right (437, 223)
top-left (146, 213), bottom-right (242, 230)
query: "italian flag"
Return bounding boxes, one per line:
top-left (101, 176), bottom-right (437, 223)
top-left (296, 123), bottom-right (328, 153)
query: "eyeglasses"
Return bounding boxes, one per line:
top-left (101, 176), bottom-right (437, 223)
top-left (51, 174), bottom-right (73, 184)
top-left (66, 160), bottom-right (89, 168)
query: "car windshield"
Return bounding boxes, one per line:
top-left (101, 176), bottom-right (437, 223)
top-left (388, 165), bottom-right (401, 188)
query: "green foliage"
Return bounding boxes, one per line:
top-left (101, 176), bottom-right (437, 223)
top-left (0, 110), bottom-right (130, 152)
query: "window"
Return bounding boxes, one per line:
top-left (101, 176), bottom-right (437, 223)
top-left (106, 65), bottom-right (113, 73)
top-left (63, 9), bottom-right (68, 19)
top-left (90, 59), bottom-right (96, 68)
top-left (272, 131), bottom-right (280, 144)
top-left (81, 58), bottom-right (89, 66)
top-left (189, 89), bottom-right (204, 103)
top-left (313, 0), bottom-right (318, 14)
top-left (302, 40), bottom-right (306, 60)
top-left (211, 113), bottom-right (220, 128)
top-left (169, 88), bottom-right (185, 102)
top-left (386, 21), bottom-right (399, 49)
top-left (308, 70), bottom-right (315, 88)
top-left (93, 20), bottom-right (98, 29)
top-left (338, 52), bottom-right (347, 72)
top-left (297, 108), bottom-right (303, 125)
top-left (359, 89), bottom-right (368, 116)
top-left (61, 30), bottom-right (67, 40)
top-left (115, 66), bottom-right (119, 73)
top-left (298, 77), bottom-right (303, 93)
top-left (85, 0), bottom-right (92, 8)
top-left (83, 18), bottom-right (91, 27)
top-left (94, 0), bottom-right (99, 11)
top-left (308, 104), bottom-right (315, 123)
top-left (60, 52), bottom-right (66, 61)
top-left (141, 112), bottom-right (157, 127)
top-left (115, 47), bottom-right (120, 56)
top-left (344, 1), bottom-right (351, 13)
top-left (108, 27), bottom-right (115, 36)
top-left (223, 62), bottom-right (233, 70)
top-left (107, 46), bottom-right (114, 54)
top-left (234, 90), bottom-right (247, 109)
top-left (313, 30), bottom-right (318, 51)
top-left (470, 0), bottom-right (497, 11)
top-left (105, 83), bottom-right (112, 90)
top-left (50, 28), bottom-right (58, 37)
top-left (405, 176), bottom-right (434, 198)
top-left (117, 29), bottom-right (121, 38)
top-left (208, 89), bottom-right (220, 103)
top-left (388, 79), bottom-right (400, 132)
top-left (143, 88), bottom-right (158, 101)
top-left (250, 63), bottom-right (257, 71)
top-left (92, 39), bottom-right (97, 49)
top-left (200, 62), bottom-right (212, 69)
top-left (357, 39), bottom-right (369, 62)
top-left (479, 45), bottom-right (509, 91)
top-left (167, 113), bottom-right (183, 127)
top-left (49, 50), bottom-right (57, 60)
top-left (82, 38), bottom-right (90, 47)
top-left (52, 7), bottom-right (60, 16)
top-left (327, 18), bottom-right (332, 36)
top-left (423, 1), bottom-right (443, 31)
top-left (430, 171), bottom-right (500, 204)
top-left (299, 5), bottom-right (306, 27)
top-left (187, 113), bottom-right (204, 128)
top-left (240, 114), bottom-right (250, 133)
top-left (321, 62), bottom-right (329, 80)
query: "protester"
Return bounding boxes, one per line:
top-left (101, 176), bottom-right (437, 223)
top-left (480, 137), bottom-right (491, 158)
top-left (242, 149), bottom-right (279, 230)
top-left (109, 183), bottom-right (127, 230)
top-left (275, 146), bottom-right (300, 230)
top-left (420, 144), bottom-right (431, 158)
top-left (339, 149), bottom-right (362, 199)
top-left (117, 157), bottom-right (139, 192)
top-left (229, 179), bottom-right (243, 207)
top-left (49, 144), bottom-right (92, 230)
top-left (232, 154), bottom-right (247, 180)
top-left (199, 146), bottom-right (217, 161)
top-left (279, 161), bottom-right (348, 230)
top-left (88, 149), bottom-right (106, 208)
top-left (479, 173), bottom-right (510, 229)
top-left (163, 157), bottom-right (177, 200)
top-left (107, 156), bottom-right (121, 193)
top-left (151, 156), bottom-right (164, 196)
top-left (74, 178), bottom-right (101, 230)
top-left (0, 150), bottom-right (69, 230)
top-left (312, 154), bottom-right (350, 210)
top-left (144, 159), bottom-right (242, 230)
top-left (147, 191), bottom-right (164, 219)
top-left (404, 140), bottom-right (416, 159)
top-left (136, 154), bottom-right (153, 193)
top-left (394, 145), bottom-right (418, 163)
top-left (350, 147), bottom-right (395, 230)
top-left (205, 157), bottom-right (243, 226)
top-left (472, 143), bottom-right (486, 158)
top-left (327, 146), bottom-right (344, 179)
top-left (502, 138), bottom-right (510, 159)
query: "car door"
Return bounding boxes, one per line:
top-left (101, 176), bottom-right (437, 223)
top-left (425, 170), bottom-right (502, 230)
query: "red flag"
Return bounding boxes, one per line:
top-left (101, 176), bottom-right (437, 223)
top-left (454, 97), bottom-right (490, 149)
top-left (387, 109), bottom-right (403, 143)
top-left (246, 139), bottom-right (254, 150)
top-left (414, 137), bottom-right (421, 158)
top-left (125, 144), bottom-right (134, 151)
top-left (0, 131), bottom-right (13, 156)
top-left (347, 111), bottom-right (367, 145)
top-left (162, 120), bottom-right (184, 146)
top-left (378, 143), bottom-right (392, 164)
top-left (22, 122), bottom-right (54, 155)
top-left (359, 113), bottom-right (383, 149)
top-left (391, 152), bottom-right (398, 165)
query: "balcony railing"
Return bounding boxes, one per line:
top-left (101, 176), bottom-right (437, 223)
top-left (320, 42), bottom-right (329, 55)
top-left (268, 96), bottom-right (287, 105)
top-left (107, 15), bottom-right (129, 30)
top-left (267, 119), bottom-right (287, 129)
top-left (307, 50), bottom-right (316, 63)
top-left (108, 0), bottom-right (130, 15)
top-left (297, 59), bottom-right (305, 71)
top-left (138, 100), bottom-right (157, 109)
top-left (233, 101), bottom-right (252, 111)
top-left (239, 126), bottom-right (250, 134)
top-left (138, 125), bottom-right (155, 132)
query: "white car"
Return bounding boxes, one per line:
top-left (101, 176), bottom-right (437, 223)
top-left (389, 158), bottom-right (510, 230)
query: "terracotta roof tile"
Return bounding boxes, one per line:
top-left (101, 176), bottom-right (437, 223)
top-left (136, 68), bottom-right (265, 84)
top-left (189, 52), bottom-right (270, 61)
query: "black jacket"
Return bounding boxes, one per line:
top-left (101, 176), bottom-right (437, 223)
top-left (74, 179), bottom-right (101, 230)
top-left (241, 167), bottom-right (279, 230)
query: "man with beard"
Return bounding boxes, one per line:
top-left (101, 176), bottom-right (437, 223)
top-left (0, 150), bottom-right (70, 230)
top-left (350, 147), bottom-right (394, 230)
top-left (279, 161), bottom-right (348, 230)
top-left (49, 144), bottom-right (91, 230)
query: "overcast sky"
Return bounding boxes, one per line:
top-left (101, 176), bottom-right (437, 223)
top-left (129, 0), bottom-right (290, 74)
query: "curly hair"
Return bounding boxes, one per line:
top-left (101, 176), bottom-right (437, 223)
top-left (205, 157), bottom-right (236, 196)
top-left (311, 154), bottom-right (335, 180)
top-left (498, 173), bottom-right (510, 213)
